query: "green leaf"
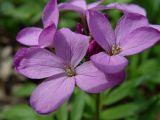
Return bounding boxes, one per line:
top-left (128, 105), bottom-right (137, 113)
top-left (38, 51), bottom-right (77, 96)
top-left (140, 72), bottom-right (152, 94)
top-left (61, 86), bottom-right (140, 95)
top-left (37, 114), bottom-right (53, 120)
top-left (103, 81), bottom-right (135, 105)
top-left (103, 75), bottom-right (152, 106)
top-left (84, 93), bottom-right (95, 112)
top-left (102, 103), bottom-right (140, 120)
top-left (103, 0), bottom-right (132, 4)
top-left (12, 83), bottom-right (36, 97)
top-left (71, 90), bottom-right (85, 120)
top-left (0, 1), bottom-right (15, 16)
top-left (139, 59), bottom-right (158, 75)
top-left (56, 103), bottom-right (68, 120)
top-left (0, 104), bottom-right (54, 120)
top-left (0, 104), bottom-right (37, 120)
top-left (129, 55), bottom-right (139, 78)
top-left (58, 12), bottom-right (79, 29)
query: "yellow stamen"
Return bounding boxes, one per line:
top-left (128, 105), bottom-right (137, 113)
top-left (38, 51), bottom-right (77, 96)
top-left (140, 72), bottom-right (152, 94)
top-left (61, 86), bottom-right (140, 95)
top-left (112, 45), bottom-right (121, 55)
top-left (64, 66), bottom-right (76, 77)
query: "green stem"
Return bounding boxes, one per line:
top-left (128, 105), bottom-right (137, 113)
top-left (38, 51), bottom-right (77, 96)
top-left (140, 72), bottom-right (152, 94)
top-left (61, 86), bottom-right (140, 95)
top-left (95, 94), bottom-right (100, 120)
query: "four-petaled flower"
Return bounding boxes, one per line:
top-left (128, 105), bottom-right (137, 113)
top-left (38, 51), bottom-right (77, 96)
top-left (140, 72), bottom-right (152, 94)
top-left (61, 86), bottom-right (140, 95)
top-left (14, 28), bottom-right (125, 114)
top-left (87, 10), bottom-right (160, 74)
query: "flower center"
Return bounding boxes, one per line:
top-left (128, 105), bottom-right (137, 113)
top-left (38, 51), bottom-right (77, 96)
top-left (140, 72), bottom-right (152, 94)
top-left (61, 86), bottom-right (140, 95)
top-left (64, 66), bottom-right (76, 77)
top-left (111, 45), bottom-right (121, 55)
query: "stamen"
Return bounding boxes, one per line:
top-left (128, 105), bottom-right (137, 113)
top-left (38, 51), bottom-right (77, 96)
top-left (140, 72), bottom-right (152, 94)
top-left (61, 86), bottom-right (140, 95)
top-left (64, 66), bottom-right (76, 77)
top-left (111, 45), bottom-right (121, 55)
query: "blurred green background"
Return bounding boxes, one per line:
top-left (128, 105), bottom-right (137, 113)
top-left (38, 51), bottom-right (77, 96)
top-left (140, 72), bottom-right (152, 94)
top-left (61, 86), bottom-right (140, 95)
top-left (0, 0), bottom-right (160, 120)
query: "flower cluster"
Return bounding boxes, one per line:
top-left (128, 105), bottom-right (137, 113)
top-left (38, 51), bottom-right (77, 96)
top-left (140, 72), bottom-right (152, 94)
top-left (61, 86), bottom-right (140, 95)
top-left (14, 0), bottom-right (160, 114)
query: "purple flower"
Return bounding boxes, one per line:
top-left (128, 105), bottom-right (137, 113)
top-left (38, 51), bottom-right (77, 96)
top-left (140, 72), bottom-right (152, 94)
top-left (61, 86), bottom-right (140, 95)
top-left (14, 28), bottom-right (125, 114)
top-left (16, 0), bottom-right (59, 48)
top-left (59, 0), bottom-right (146, 16)
top-left (87, 10), bottom-right (160, 74)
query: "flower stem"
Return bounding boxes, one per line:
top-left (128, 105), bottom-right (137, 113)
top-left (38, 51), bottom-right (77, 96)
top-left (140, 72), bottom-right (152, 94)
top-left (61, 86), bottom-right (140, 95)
top-left (95, 94), bottom-right (100, 120)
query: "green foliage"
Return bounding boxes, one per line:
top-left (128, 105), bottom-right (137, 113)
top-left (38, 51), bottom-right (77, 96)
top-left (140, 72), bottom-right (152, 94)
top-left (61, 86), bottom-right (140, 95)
top-left (101, 103), bottom-right (141, 119)
top-left (0, 104), bottom-right (53, 120)
top-left (56, 103), bottom-right (68, 120)
top-left (12, 83), bottom-right (36, 97)
top-left (70, 90), bottom-right (85, 120)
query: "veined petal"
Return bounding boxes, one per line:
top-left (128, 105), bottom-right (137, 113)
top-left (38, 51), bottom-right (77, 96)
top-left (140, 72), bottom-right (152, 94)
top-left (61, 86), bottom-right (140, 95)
top-left (76, 61), bottom-right (125, 93)
top-left (42, 0), bottom-right (59, 28)
top-left (115, 13), bottom-right (148, 45)
top-left (120, 27), bottom-right (160, 56)
top-left (14, 47), bottom-right (65, 79)
top-left (54, 28), bottom-right (89, 67)
top-left (58, 3), bottom-right (85, 13)
top-left (30, 75), bottom-right (75, 114)
top-left (87, 10), bottom-right (115, 53)
top-left (87, 0), bottom-right (103, 9)
top-left (91, 52), bottom-right (128, 74)
top-left (16, 27), bottom-right (42, 46)
top-left (39, 24), bottom-right (56, 48)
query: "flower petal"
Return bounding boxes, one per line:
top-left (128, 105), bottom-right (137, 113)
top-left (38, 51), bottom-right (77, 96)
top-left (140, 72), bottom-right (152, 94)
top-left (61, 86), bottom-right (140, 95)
top-left (120, 27), bottom-right (160, 56)
top-left (58, 0), bottom-right (86, 13)
top-left (16, 27), bottom-right (42, 46)
top-left (58, 4), bottom-right (85, 13)
top-left (98, 3), bottom-right (146, 16)
top-left (150, 24), bottom-right (160, 31)
top-left (91, 52), bottom-right (128, 74)
top-left (30, 75), bottom-right (75, 114)
top-left (54, 28), bottom-right (89, 67)
top-left (69, 0), bottom-right (87, 9)
top-left (115, 13), bottom-right (148, 45)
top-left (87, 10), bottom-right (115, 53)
top-left (87, 0), bottom-right (103, 9)
top-left (116, 3), bottom-right (146, 16)
top-left (76, 61), bottom-right (125, 93)
top-left (42, 0), bottom-right (59, 28)
top-left (39, 24), bottom-right (56, 48)
top-left (14, 47), bottom-right (65, 79)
